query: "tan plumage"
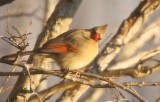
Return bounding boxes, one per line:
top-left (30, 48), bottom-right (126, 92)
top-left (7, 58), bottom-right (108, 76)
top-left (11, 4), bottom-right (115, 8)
top-left (38, 24), bottom-right (107, 70)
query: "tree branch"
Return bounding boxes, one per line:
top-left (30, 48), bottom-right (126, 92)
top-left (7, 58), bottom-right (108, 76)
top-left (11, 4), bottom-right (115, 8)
top-left (58, 1), bottom-right (160, 102)
top-left (0, 0), bottom-right (14, 6)
top-left (7, 0), bottom-right (82, 101)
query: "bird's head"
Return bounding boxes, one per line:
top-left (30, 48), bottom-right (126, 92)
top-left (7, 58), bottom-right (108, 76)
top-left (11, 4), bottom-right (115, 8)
top-left (90, 24), bottom-right (107, 41)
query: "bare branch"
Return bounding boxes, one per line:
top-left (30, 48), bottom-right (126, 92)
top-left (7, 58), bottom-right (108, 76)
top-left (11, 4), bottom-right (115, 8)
top-left (0, 67), bottom-right (147, 101)
top-left (117, 18), bottom-right (160, 60)
top-left (123, 82), bottom-right (160, 87)
top-left (0, 0), bottom-right (14, 6)
top-left (97, 0), bottom-right (160, 71)
top-left (0, 6), bottom-right (42, 21)
top-left (58, 1), bottom-right (160, 101)
top-left (7, 0), bottom-right (82, 101)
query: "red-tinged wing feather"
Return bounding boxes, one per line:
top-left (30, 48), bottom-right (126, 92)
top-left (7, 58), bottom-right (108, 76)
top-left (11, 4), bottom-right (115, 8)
top-left (41, 43), bottom-right (77, 53)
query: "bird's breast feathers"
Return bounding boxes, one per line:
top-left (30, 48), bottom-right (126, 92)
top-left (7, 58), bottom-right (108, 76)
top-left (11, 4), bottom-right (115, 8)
top-left (59, 39), bottom-right (98, 70)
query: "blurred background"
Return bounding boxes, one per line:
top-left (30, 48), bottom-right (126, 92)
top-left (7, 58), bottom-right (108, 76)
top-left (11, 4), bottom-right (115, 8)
top-left (0, 0), bottom-right (160, 101)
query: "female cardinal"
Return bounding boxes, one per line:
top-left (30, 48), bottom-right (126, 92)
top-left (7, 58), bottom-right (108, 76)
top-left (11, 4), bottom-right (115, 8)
top-left (4, 24), bottom-right (107, 70)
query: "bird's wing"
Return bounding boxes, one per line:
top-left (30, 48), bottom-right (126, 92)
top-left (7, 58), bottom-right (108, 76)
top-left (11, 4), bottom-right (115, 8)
top-left (40, 30), bottom-right (79, 53)
top-left (40, 42), bottom-right (77, 53)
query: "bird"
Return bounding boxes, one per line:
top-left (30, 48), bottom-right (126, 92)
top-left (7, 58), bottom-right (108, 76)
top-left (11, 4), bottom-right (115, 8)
top-left (3, 24), bottom-right (107, 71)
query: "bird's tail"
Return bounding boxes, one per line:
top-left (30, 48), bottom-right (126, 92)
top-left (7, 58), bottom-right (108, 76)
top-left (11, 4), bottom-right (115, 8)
top-left (2, 51), bottom-right (35, 60)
